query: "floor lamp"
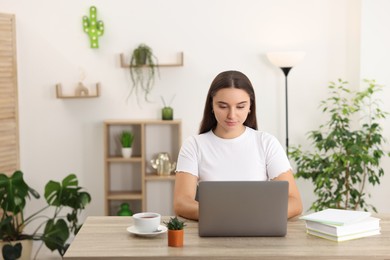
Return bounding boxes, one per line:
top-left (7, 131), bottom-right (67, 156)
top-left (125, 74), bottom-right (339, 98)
top-left (266, 51), bottom-right (305, 151)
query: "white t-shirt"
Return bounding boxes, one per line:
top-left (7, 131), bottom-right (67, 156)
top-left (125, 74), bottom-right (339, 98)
top-left (176, 127), bottom-right (291, 181)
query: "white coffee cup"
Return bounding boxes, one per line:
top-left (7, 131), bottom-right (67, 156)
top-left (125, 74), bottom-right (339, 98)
top-left (132, 212), bottom-right (161, 233)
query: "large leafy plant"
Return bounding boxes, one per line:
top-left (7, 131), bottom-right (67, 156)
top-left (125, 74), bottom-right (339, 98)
top-left (0, 171), bottom-right (91, 259)
top-left (289, 79), bottom-right (389, 212)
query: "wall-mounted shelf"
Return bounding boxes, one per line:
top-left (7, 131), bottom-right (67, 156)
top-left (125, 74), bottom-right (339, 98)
top-left (56, 83), bottom-right (101, 99)
top-left (120, 52), bottom-right (184, 68)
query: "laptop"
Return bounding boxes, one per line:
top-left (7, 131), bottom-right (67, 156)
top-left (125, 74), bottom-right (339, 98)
top-left (198, 181), bottom-right (289, 237)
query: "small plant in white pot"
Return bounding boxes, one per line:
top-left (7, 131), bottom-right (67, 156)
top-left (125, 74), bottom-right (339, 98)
top-left (120, 131), bottom-right (134, 158)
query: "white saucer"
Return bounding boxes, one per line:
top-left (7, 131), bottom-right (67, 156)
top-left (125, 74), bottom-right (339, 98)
top-left (127, 225), bottom-right (167, 237)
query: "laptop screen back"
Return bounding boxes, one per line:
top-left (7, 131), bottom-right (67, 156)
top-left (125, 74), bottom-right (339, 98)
top-left (198, 181), bottom-right (288, 237)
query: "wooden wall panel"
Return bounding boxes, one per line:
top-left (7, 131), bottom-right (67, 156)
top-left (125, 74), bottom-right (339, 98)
top-left (0, 13), bottom-right (19, 175)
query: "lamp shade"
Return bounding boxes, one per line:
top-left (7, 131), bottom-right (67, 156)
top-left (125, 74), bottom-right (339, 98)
top-left (266, 51), bottom-right (306, 68)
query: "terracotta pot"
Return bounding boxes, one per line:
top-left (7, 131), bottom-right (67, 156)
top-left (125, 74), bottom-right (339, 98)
top-left (167, 229), bottom-right (184, 247)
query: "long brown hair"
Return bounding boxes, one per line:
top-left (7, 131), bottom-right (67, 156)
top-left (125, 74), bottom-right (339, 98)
top-left (199, 70), bottom-right (258, 134)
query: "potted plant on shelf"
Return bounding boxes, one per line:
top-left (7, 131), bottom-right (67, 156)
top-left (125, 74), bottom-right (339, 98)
top-left (164, 216), bottom-right (186, 247)
top-left (0, 170), bottom-right (91, 259)
top-left (288, 79), bottom-right (390, 213)
top-left (120, 131), bottom-right (134, 158)
top-left (128, 43), bottom-right (159, 104)
top-left (160, 95), bottom-right (176, 120)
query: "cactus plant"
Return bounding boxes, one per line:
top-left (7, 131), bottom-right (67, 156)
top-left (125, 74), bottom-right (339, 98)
top-left (164, 216), bottom-right (186, 230)
top-left (82, 6), bottom-right (104, 48)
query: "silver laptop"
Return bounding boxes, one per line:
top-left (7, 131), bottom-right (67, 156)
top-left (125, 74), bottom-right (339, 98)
top-left (198, 181), bottom-right (289, 237)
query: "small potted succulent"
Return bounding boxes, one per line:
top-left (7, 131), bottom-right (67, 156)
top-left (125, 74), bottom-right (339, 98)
top-left (164, 216), bottom-right (186, 247)
top-left (120, 131), bottom-right (134, 158)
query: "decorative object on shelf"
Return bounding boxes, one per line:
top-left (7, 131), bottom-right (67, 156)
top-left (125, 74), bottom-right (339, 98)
top-left (150, 152), bottom-right (176, 176)
top-left (82, 6), bottom-right (104, 48)
top-left (161, 95), bottom-right (175, 120)
top-left (288, 79), bottom-right (390, 212)
top-left (0, 171), bottom-right (91, 259)
top-left (162, 107), bottom-right (173, 120)
top-left (56, 83), bottom-right (101, 99)
top-left (117, 203), bottom-right (133, 216)
top-left (126, 43), bottom-right (159, 104)
top-left (75, 82), bottom-right (89, 96)
top-left (120, 130), bottom-right (134, 158)
top-left (266, 51), bottom-right (305, 150)
top-left (164, 216), bottom-right (186, 247)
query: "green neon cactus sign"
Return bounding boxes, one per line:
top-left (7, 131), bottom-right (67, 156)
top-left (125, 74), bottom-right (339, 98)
top-left (82, 6), bottom-right (104, 48)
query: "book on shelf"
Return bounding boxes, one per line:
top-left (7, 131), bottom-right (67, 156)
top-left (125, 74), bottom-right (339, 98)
top-left (299, 208), bottom-right (371, 226)
top-left (306, 228), bottom-right (381, 242)
top-left (305, 216), bottom-right (380, 236)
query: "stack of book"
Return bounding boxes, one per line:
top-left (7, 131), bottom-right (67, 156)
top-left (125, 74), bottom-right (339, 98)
top-left (300, 208), bottom-right (381, 242)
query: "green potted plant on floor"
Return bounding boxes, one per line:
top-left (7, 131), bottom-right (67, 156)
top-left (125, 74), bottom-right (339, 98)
top-left (120, 130), bottom-right (134, 158)
top-left (164, 216), bottom-right (186, 247)
top-left (0, 170), bottom-right (91, 259)
top-left (289, 79), bottom-right (390, 212)
top-left (128, 43), bottom-right (159, 104)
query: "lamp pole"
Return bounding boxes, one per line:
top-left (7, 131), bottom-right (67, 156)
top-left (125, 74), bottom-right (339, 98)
top-left (266, 51), bottom-right (305, 152)
top-left (281, 67), bottom-right (292, 151)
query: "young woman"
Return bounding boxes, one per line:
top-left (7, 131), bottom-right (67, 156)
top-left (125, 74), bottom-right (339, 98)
top-left (174, 70), bottom-right (302, 220)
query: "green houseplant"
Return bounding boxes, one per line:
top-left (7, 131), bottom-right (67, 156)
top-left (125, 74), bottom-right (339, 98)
top-left (0, 170), bottom-right (91, 259)
top-left (128, 43), bottom-right (159, 103)
top-left (160, 95), bottom-right (175, 120)
top-left (120, 131), bottom-right (134, 158)
top-left (164, 216), bottom-right (185, 247)
top-left (289, 79), bottom-right (390, 213)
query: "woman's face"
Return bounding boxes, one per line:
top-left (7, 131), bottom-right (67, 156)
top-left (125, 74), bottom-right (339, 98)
top-left (212, 88), bottom-right (251, 138)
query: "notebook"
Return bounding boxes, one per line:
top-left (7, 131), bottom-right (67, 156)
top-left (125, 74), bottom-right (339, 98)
top-left (300, 209), bottom-right (372, 226)
top-left (198, 181), bottom-right (289, 237)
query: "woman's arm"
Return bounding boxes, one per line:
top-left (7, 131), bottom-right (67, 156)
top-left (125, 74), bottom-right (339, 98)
top-left (173, 172), bottom-right (199, 220)
top-left (273, 170), bottom-right (303, 219)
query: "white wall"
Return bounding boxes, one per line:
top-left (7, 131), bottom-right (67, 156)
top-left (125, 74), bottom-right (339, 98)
top-left (1, 0), bottom-right (389, 222)
top-left (360, 0), bottom-right (390, 213)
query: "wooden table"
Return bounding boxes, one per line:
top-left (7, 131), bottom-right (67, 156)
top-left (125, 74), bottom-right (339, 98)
top-left (64, 215), bottom-right (390, 259)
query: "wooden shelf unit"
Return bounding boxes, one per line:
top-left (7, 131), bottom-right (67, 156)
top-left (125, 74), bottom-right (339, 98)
top-left (104, 119), bottom-right (182, 216)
